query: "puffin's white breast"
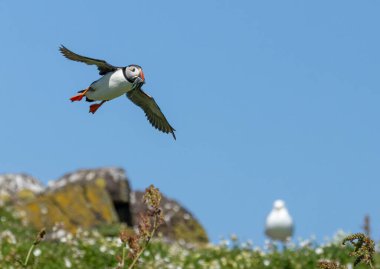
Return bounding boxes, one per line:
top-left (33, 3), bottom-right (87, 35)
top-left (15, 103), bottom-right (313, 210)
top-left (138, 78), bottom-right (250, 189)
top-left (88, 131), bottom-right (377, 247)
top-left (87, 69), bottom-right (133, 101)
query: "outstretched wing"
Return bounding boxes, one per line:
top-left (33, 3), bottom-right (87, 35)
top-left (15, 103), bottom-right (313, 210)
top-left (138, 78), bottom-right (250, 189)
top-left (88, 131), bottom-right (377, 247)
top-left (59, 45), bottom-right (119, 75)
top-left (127, 89), bottom-right (176, 140)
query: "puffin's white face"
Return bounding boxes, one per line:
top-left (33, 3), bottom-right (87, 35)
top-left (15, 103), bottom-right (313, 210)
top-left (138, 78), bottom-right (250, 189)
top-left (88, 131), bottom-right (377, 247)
top-left (125, 65), bottom-right (145, 83)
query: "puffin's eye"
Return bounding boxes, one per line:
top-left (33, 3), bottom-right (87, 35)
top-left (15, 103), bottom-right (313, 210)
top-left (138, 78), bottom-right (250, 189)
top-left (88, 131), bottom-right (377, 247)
top-left (131, 67), bottom-right (136, 72)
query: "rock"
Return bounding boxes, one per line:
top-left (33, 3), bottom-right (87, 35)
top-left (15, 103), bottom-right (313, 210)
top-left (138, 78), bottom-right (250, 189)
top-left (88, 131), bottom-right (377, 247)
top-left (49, 167), bottom-right (133, 226)
top-left (132, 191), bottom-right (208, 244)
top-left (16, 178), bottom-right (118, 233)
top-left (0, 174), bottom-right (44, 204)
top-left (1, 168), bottom-right (208, 243)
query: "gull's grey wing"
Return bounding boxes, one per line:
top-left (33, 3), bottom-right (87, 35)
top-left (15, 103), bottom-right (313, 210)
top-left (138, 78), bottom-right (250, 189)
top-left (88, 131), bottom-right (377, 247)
top-left (127, 88), bottom-right (176, 140)
top-left (59, 45), bottom-right (119, 75)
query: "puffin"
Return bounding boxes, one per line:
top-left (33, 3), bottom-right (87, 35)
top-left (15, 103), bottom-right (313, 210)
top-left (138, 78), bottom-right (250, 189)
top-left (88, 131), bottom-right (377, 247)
top-left (59, 45), bottom-right (176, 140)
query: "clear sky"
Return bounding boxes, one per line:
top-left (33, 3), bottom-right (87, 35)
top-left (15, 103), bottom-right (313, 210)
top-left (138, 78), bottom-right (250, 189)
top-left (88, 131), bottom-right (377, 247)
top-left (1, 0), bottom-right (379, 244)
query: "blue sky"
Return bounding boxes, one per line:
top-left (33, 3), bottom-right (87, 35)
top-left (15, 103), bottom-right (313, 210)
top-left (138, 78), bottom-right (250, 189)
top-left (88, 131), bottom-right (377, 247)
top-left (1, 0), bottom-right (379, 244)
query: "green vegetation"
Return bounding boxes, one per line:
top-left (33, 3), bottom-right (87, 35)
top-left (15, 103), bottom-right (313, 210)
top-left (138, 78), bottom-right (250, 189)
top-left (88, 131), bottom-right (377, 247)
top-left (0, 204), bottom-right (378, 269)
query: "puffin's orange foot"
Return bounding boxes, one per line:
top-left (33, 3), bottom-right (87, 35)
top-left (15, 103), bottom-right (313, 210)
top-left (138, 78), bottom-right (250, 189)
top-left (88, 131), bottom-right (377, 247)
top-left (70, 94), bottom-right (84, 102)
top-left (89, 101), bottom-right (106, 114)
top-left (89, 104), bottom-right (101, 114)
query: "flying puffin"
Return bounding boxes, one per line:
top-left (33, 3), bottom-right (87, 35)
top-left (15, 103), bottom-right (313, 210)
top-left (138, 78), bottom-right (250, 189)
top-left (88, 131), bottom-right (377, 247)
top-left (59, 45), bottom-right (176, 140)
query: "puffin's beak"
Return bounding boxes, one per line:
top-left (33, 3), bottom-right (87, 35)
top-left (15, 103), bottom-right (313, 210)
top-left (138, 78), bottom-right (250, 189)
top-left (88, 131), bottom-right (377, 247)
top-left (139, 70), bottom-right (145, 83)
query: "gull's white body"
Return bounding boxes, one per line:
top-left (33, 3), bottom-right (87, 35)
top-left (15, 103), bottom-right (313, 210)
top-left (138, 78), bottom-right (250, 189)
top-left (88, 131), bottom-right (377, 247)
top-left (87, 69), bottom-right (133, 101)
top-left (265, 200), bottom-right (294, 242)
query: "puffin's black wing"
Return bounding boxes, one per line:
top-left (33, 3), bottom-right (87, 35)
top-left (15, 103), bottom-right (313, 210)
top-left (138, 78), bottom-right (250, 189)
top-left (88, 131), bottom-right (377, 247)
top-left (127, 89), bottom-right (176, 140)
top-left (59, 45), bottom-right (119, 75)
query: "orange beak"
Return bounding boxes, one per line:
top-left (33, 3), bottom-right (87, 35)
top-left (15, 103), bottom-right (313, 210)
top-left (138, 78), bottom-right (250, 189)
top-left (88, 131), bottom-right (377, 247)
top-left (139, 70), bottom-right (145, 82)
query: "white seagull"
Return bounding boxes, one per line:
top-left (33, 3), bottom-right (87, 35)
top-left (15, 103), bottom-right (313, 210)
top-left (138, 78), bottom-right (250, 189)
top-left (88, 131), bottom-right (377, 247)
top-left (265, 199), bottom-right (294, 242)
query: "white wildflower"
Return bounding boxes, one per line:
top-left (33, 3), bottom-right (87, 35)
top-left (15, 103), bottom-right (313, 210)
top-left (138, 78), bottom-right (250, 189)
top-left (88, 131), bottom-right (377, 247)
top-left (230, 233), bottom-right (238, 242)
top-left (154, 253), bottom-right (161, 261)
top-left (1, 230), bottom-right (17, 244)
top-left (219, 239), bottom-right (230, 247)
top-left (99, 245), bottom-right (107, 253)
top-left (299, 238), bottom-right (311, 248)
top-left (332, 229), bottom-right (348, 244)
top-left (64, 257), bottom-right (72, 268)
top-left (315, 247), bottom-right (324, 255)
top-left (33, 248), bottom-right (42, 257)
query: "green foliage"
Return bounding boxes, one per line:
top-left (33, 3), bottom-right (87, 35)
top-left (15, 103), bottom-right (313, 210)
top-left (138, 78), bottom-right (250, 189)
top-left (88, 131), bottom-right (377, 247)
top-left (0, 206), bottom-right (378, 269)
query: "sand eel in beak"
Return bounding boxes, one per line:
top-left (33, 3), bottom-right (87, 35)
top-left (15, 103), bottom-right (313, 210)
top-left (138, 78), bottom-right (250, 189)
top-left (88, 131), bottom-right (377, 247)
top-left (59, 45), bottom-right (176, 140)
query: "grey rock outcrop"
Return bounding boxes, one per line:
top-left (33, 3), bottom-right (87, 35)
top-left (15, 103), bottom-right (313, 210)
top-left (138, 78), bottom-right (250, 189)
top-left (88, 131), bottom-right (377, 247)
top-left (132, 191), bottom-right (208, 243)
top-left (0, 174), bottom-right (44, 204)
top-left (0, 167), bottom-right (209, 243)
top-left (48, 167), bottom-right (133, 226)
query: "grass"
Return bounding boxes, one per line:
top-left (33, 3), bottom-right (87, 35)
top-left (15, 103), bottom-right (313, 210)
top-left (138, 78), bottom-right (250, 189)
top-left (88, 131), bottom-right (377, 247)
top-left (0, 186), bottom-right (378, 269)
top-left (1, 206), bottom-right (378, 269)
